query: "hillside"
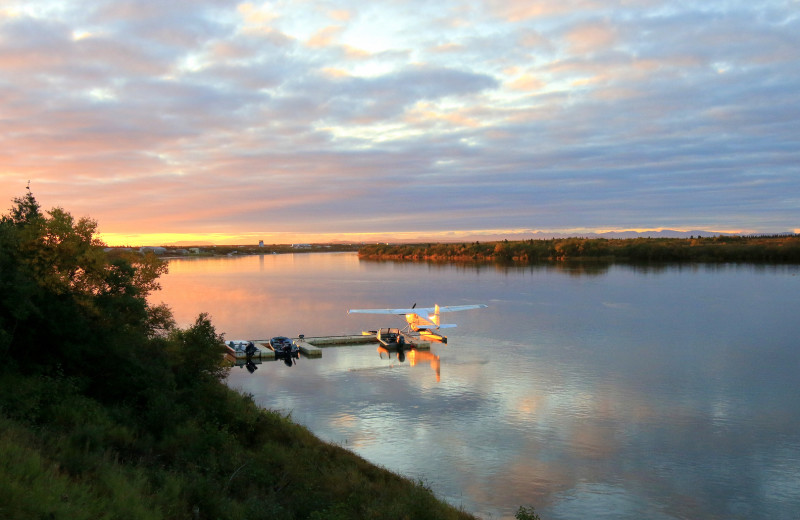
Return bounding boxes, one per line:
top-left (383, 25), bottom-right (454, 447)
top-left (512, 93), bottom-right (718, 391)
top-left (0, 190), bottom-right (480, 520)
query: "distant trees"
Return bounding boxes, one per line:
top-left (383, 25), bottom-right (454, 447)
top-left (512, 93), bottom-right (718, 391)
top-left (358, 235), bottom-right (800, 263)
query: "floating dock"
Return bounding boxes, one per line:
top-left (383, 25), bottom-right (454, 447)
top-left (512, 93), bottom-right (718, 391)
top-left (296, 333), bottom-right (430, 357)
top-left (228, 333), bottom-right (431, 360)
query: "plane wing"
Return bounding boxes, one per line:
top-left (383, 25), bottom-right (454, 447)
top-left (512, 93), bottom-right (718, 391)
top-left (348, 304), bottom-right (487, 315)
top-left (348, 308), bottom-right (421, 315)
top-left (435, 304), bottom-right (488, 312)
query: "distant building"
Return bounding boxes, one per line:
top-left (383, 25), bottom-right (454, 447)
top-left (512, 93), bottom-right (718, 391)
top-left (292, 243), bottom-right (311, 249)
top-left (189, 248), bottom-right (201, 254)
top-left (139, 246), bottom-right (166, 255)
top-left (258, 240), bottom-right (264, 247)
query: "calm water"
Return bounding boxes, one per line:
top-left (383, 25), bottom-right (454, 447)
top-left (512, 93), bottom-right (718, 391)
top-left (154, 253), bottom-right (800, 520)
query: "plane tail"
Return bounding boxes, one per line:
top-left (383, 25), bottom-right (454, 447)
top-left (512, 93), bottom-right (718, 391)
top-left (431, 304), bottom-right (441, 327)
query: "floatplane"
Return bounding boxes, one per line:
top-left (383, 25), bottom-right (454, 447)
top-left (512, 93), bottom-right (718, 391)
top-left (348, 303), bottom-right (487, 344)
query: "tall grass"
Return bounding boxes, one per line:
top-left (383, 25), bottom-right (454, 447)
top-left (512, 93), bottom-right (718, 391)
top-left (0, 371), bottom-right (476, 520)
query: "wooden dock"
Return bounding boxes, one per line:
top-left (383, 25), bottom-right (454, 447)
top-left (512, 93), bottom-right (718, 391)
top-left (295, 333), bottom-right (430, 357)
top-left (226, 334), bottom-right (431, 362)
top-left (293, 334), bottom-right (376, 358)
top-left (228, 333), bottom-right (430, 361)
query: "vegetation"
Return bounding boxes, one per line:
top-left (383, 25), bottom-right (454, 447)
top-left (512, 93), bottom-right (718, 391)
top-left (515, 506), bottom-right (541, 520)
top-left (358, 235), bottom-right (800, 264)
top-left (0, 189), bottom-right (477, 520)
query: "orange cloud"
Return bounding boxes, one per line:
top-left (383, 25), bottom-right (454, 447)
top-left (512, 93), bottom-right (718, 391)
top-left (405, 103), bottom-right (480, 128)
top-left (565, 22), bottom-right (618, 54)
top-left (236, 3), bottom-right (279, 32)
top-left (307, 26), bottom-right (343, 48)
top-left (430, 42), bottom-right (464, 53)
top-left (321, 67), bottom-right (351, 78)
top-left (343, 45), bottom-right (371, 59)
top-left (328, 9), bottom-right (352, 22)
top-left (508, 74), bottom-right (545, 92)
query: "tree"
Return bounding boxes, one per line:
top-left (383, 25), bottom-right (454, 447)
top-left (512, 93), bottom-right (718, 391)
top-left (515, 505), bottom-right (541, 520)
top-left (165, 313), bottom-right (228, 387)
top-left (0, 190), bottom-right (170, 379)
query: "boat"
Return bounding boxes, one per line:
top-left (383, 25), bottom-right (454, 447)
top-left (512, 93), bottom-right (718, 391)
top-left (269, 336), bottom-right (300, 358)
top-left (376, 328), bottom-right (413, 349)
top-left (226, 340), bottom-right (260, 359)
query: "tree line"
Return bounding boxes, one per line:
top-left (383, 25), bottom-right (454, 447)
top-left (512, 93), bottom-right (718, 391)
top-left (0, 190), bottom-right (478, 520)
top-left (358, 235), bottom-right (800, 263)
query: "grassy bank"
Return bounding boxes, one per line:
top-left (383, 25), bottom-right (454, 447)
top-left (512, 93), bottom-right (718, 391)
top-left (0, 190), bottom-right (478, 520)
top-left (0, 370), bottom-right (475, 520)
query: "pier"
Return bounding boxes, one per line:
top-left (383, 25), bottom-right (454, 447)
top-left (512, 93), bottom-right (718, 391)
top-left (227, 333), bottom-right (431, 361)
top-left (294, 333), bottom-right (430, 358)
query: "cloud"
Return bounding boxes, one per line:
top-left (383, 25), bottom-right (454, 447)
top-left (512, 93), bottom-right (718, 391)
top-left (307, 25), bottom-right (343, 48)
top-left (564, 21), bottom-right (618, 54)
top-left (1, 0), bottom-right (798, 244)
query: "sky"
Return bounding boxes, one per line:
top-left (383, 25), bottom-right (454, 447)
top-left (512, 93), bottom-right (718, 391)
top-left (1, 0), bottom-right (798, 246)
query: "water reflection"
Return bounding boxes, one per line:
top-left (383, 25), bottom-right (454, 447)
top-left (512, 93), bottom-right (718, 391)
top-left (154, 254), bottom-right (800, 520)
top-left (373, 347), bottom-right (441, 382)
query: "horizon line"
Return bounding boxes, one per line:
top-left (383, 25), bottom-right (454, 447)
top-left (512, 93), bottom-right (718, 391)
top-left (97, 227), bottom-right (799, 248)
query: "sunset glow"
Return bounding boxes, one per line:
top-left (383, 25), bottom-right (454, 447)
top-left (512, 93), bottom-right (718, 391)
top-left (2, 1), bottom-right (798, 242)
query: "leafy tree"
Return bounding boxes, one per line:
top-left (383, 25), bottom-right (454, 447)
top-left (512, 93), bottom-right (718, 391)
top-left (0, 190), bottom-right (167, 381)
top-left (515, 505), bottom-right (541, 520)
top-left (165, 313), bottom-right (228, 388)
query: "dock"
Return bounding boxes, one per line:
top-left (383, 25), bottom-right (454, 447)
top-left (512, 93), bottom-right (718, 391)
top-left (228, 333), bottom-right (431, 360)
top-left (295, 333), bottom-right (430, 358)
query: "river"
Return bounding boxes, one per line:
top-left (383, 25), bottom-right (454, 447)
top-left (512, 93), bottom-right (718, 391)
top-left (154, 252), bottom-right (800, 520)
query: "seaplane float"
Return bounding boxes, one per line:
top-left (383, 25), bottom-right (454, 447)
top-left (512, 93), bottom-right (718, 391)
top-left (348, 303), bottom-right (487, 344)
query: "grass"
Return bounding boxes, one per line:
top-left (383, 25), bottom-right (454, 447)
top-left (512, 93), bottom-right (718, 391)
top-left (0, 371), bottom-right (478, 520)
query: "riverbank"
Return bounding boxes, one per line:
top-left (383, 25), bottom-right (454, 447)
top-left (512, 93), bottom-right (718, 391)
top-left (0, 191), bottom-right (478, 520)
top-left (0, 369), bottom-right (477, 520)
top-left (358, 235), bottom-right (800, 263)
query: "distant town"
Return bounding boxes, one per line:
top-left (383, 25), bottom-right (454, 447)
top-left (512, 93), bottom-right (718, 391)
top-left (104, 242), bottom-right (362, 257)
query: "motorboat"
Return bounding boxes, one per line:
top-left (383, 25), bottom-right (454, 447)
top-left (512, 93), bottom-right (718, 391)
top-left (269, 336), bottom-right (300, 358)
top-left (376, 328), bottom-right (413, 349)
top-left (226, 340), bottom-right (260, 359)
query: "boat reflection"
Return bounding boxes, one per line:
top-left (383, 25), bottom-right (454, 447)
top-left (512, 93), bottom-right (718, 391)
top-left (230, 351), bottom-right (298, 371)
top-left (230, 356), bottom-right (262, 373)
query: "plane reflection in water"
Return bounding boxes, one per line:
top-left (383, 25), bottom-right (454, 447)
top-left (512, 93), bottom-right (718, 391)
top-left (407, 349), bottom-right (441, 382)
top-left (376, 346), bottom-right (441, 382)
